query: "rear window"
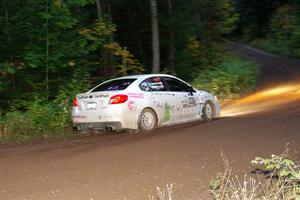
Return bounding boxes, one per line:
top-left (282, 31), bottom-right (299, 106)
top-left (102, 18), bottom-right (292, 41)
top-left (91, 78), bottom-right (136, 92)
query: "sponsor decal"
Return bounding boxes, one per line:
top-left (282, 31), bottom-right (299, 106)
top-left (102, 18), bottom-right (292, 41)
top-left (95, 94), bottom-right (109, 98)
top-left (78, 94), bottom-right (109, 99)
top-left (163, 102), bottom-right (171, 122)
top-left (128, 93), bottom-right (144, 98)
top-left (78, 96), bottom-right (88, 100)
top-left (170, 105), bottom-right (176, 112)
top-left (127, 100), bottom-right (137, 112)
top-left (153, 101), bottom-right (163, 109)
top-left (183, 97), bottom-right (196, 108)
top-left (72, 115), bottom-right (87, 119)
top-left (154, 101), bottom-right (175, 111)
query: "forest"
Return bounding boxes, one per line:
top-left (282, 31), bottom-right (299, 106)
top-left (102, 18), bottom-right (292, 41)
top-left (0, 0), bottom-right (299, 141)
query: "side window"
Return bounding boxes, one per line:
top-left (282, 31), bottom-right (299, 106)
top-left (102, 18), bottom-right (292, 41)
top-left (163, 77), bottom-right (190, 92)
top-left (139, 77), bottom-right (166, 91)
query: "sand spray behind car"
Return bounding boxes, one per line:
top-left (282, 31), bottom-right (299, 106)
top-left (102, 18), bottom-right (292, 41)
top-left (221, 80), bottom-right (300, 117)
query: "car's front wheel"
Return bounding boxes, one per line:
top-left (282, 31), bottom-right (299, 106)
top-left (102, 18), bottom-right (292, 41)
top-left (203, 101), bottom-right (214, 122)
top-left (139, 108), bottom-right (157, 132)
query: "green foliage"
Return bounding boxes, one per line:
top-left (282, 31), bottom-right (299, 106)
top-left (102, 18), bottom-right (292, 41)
top-left (177, 37), bottom-right (208, 81)
top-left (198, 0), bottom-right (239, 39)
top-left (234, 0), bottom-right (290, 39)
top-left (251, 39), bottom-right (294, 58)
top-left (270, 5), bottom-right (296, 41)
top-left (170, 0), bottom-right (239, 80)
top-left (192, 54), bottom-right (259, 100)
top-left (252, 153), bottom-right (300, 181)
top-left (0, 103), bottom-right (72, 142)
top-left (0, 111), bottom-right (34, 141)
top-left (219, 0), bottom-right (239, 36)
top-left (79, 20), bottom-right (144, 78)
top-left (248, 3), bottom-right (300, 59)
top-left (104, 42), bottom-right (144, 76)
top-left (0, 68), bottom-right (88, 142)
top-left (79, 21), bottom-right (116, 52)
top-left (53, 67), bottom-right (90, 123)
top-left (251, 152), bottom-right (300, 200)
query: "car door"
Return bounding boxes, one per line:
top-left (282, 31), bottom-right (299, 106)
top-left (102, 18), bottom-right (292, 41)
top-left (139, 76), bottom-right (177, 126)
top-left (162, 77), bottom-right (199, 122)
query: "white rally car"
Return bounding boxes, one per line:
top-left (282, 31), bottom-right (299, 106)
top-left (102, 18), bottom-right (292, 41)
top-left (72, 74), bottom-right (220, 132)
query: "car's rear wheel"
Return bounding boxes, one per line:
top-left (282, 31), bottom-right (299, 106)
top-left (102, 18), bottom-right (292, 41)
top-left (203, 101), bottom-right (214, 122)
top-left (139, 108), bottom-right (157, 132)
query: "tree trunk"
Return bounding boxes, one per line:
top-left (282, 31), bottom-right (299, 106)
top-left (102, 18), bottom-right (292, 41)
top-left (5, 0), bottom-right (9, 48)
top-left (150, 0), bottom-right (160, 73)
top-left (107, 1), bottom-right (112, 23)
top-left (46, 0), bottom-right (49, 93)
top-left (95, 0), bottom-right (102, 21)
top-left (167, 0), bottom-right (175, 69)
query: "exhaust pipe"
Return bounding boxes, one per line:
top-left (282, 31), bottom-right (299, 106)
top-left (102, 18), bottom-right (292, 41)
top-left (105, 126), bottom-right (113, 131)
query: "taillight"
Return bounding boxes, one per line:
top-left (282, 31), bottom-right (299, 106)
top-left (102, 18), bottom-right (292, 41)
top-left (109, 94), bottom-right (128, 104)
top-left (73, 98), bottom-right (78, 106)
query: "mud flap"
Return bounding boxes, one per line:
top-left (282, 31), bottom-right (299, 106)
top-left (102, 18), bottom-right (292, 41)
top-left (199, 103), bottom-right (204, 120)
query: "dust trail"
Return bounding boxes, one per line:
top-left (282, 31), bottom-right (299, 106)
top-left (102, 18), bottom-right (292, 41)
top-left (221, 81), bottom-right (300, 117)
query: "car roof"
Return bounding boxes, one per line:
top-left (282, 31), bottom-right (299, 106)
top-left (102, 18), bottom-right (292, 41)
top-left (114, 74), bottom-right (176, 80)
top-left (88, 74), bottom-right (192, 93)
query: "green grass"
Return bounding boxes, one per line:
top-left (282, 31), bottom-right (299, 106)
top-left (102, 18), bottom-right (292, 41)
top-left (0, 103), bottom-right (75, 144)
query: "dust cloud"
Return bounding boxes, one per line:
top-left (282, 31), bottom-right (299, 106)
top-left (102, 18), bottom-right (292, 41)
top-left (221, 81), bottom-right (300, 117)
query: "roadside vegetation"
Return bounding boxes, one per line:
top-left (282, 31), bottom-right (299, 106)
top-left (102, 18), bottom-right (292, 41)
top-left (150, 150), bottom-right (300, 200)
top-left (193, 53), bottom-right (259, 101)
top-left (235, 1), bottom-right (300, 59)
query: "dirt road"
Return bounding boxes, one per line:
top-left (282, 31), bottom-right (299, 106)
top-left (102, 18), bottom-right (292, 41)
top-left (1, 44), bottom-right (300, 200)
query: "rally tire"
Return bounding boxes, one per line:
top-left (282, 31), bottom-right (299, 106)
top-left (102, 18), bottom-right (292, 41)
top-left (203, 101), bottom-right (215, 122)
top-left (138, 108), bottom-right (157, 132)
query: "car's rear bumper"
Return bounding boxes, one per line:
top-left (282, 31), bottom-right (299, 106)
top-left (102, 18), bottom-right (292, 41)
top-left (73, 121), bottom-right (123, 131)
top-left (71, 105), bottom-right (139, 130)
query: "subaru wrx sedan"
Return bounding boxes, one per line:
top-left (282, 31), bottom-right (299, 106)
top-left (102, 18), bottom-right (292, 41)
top-left (72, 74), bottom-right (220, 132)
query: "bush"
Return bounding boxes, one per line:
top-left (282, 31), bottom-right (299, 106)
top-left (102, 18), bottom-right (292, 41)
top-left (0, 96), bottom-right (75, 142)
top-left (0, 102), bottom-right (73, 142)
top-left (0, 111), bottom-right (34, 141)
top-left (192, 54), bottom-right (259, 101)
top-left (0, 68), bottom-right (89, 143)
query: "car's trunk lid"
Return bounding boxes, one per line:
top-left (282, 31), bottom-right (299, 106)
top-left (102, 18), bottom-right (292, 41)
top-left (76, 92), bottom-right (115, 111)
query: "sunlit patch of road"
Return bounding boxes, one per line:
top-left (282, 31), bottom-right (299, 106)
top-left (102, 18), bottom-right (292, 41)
top-left (221, 80), bottom-right (300, 117)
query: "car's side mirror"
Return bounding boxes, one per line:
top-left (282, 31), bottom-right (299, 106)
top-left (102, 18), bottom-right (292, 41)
top-left (187, 86), bottom-right (194, 95)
